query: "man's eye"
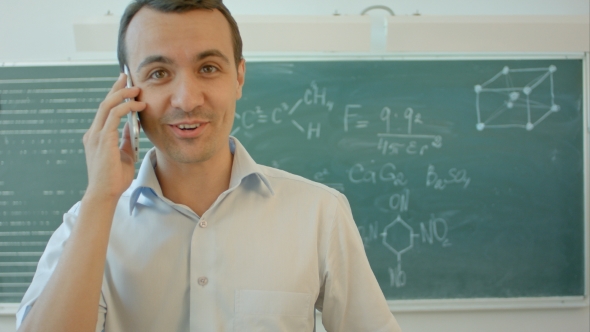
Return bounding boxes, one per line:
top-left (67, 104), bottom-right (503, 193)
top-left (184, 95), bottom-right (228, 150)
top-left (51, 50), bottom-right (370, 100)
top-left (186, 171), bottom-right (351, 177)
top-left (201, 65), bottom-right (218, 74)
top-left (149, 70), bottom-right (167, 79)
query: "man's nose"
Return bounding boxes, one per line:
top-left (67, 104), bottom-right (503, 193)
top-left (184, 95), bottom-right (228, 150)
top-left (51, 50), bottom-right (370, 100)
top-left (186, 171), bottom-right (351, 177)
top-left (170, 72), bottom-right (205, 112)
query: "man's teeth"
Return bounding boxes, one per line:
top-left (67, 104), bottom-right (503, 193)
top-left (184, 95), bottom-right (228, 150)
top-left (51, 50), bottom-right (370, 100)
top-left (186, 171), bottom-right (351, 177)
top-left (177, 124), bottom-right (201, 129)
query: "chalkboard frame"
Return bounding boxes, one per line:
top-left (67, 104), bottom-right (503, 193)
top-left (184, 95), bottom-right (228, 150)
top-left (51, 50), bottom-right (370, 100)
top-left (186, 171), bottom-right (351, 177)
top-left (0, 53), bottom-right (588, 314)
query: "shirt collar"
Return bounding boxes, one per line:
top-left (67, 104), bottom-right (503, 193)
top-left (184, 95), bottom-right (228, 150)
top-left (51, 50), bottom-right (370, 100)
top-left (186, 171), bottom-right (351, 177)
top-left (127, 136), bottom-right (274, 214)
top-left (228, 136), bottom-right (274, 195)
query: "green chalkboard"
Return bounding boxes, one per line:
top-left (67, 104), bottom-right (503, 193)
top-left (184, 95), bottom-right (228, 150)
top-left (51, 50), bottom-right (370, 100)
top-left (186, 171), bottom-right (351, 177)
top-left (0, 57), bottom-right (586, 304)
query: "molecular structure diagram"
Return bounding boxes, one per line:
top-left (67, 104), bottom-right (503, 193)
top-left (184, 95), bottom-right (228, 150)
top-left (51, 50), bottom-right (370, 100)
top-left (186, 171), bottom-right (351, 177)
top-left (380, 214), bottom-right (451, 287)
top-left (232, 81), bottom-right (334, 140)
top-left (380, 215), bottom-right (419, 287)
top-left (381, 215), bottom-right (419, 264)
top-left (474, 65), bottom-right (560, 131)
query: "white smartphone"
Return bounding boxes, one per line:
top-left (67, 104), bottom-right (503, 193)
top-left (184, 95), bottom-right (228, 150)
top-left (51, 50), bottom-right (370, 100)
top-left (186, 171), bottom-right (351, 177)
top-left (123, 65), bottom-right (140, 162)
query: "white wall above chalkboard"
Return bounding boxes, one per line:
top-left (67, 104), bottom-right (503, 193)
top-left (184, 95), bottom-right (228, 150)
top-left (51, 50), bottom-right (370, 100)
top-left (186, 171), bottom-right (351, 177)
top-left (1, 0), bottom-right (589, 62)
top-left (387, 16), bottom-right (589, 53)
top-left (70, 15), bottom-right (590, 54)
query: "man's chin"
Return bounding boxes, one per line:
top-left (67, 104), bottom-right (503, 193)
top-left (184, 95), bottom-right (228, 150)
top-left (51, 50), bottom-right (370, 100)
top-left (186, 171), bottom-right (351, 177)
top-left (158, 143), bottom-right (217, 165)
top-left (167, 150), bottom-right (213, 164)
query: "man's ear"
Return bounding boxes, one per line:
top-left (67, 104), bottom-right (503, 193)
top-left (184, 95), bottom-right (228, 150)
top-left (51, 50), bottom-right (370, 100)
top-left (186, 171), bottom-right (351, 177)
top-left (236, 59), bottom-right (246, 100)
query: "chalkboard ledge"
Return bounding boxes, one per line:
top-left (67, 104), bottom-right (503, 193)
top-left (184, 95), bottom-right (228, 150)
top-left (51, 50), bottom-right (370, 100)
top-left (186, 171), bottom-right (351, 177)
top-left (388, 296), bottom-right (588, 312)
top-left (0, 303), bottom-right (19, 316)
top-left (0, 297), bottom-right (588, 315)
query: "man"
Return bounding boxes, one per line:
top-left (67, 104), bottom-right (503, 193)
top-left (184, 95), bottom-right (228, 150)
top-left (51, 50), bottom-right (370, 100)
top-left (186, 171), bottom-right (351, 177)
top-left (17, 1), bottom-right (401, 331)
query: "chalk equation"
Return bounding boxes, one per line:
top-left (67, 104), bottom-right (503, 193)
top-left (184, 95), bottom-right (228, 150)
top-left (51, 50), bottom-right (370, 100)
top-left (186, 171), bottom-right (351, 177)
top-left (233, 81), bottom-right (444, 158)
top-left (375, 107), bottom-right (443, 156)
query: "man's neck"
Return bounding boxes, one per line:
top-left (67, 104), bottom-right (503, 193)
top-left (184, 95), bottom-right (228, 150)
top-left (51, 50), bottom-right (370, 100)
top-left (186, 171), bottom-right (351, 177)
top-left (153, 147), bottom-right (234, 217)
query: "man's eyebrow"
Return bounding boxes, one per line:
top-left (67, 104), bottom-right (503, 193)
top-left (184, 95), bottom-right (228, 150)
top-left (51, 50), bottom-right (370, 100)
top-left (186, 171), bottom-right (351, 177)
top-left (195, 49), bottom-right (230, 64)
top-left (136, 55), bottom-right (174, 72)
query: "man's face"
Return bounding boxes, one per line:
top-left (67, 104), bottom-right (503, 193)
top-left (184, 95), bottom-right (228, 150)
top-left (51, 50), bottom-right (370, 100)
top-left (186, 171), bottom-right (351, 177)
top-left (125, 7), bottom-right (245, 165)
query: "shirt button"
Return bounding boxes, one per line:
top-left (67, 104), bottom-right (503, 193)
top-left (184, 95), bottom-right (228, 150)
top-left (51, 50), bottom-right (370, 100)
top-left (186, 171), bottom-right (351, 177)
top-left (199, 220), bottom-right (208, 228)
top-left (198, 277), bottom-right (208, 286)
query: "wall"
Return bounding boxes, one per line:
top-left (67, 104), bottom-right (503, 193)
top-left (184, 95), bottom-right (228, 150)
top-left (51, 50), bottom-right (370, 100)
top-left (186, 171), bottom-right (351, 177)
top-left (1, 0), bottom-right (589, 331)
top-left (1, 0), bottom-right (589, 62)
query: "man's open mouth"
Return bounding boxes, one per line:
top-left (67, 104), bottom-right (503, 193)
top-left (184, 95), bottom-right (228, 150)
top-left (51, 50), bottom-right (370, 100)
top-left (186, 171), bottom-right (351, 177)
top-left (176, 123), bottom-right (201, 130)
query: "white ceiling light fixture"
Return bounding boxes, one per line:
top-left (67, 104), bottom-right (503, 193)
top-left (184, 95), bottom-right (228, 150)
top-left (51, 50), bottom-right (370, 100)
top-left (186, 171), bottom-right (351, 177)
top-left (361, 5), bottom-right (394, 53)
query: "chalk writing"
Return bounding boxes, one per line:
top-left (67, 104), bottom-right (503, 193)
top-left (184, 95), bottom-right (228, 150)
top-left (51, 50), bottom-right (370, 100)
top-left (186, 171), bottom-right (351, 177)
top-left (348, 162), bottom-right (408, 187)
top-left (426, 165), bottom-right (471, 190)
top-left (475, 65), bottom-right (560, 131)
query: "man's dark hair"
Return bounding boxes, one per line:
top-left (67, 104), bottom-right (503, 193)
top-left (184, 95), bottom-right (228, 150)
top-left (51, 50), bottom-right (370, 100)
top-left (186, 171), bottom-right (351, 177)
top-left (117, 0), bottom-right (243, 70)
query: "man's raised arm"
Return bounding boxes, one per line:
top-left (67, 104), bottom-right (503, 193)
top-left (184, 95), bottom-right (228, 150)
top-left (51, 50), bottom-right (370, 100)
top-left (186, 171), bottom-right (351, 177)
top-left (18, 73), bottom-right (146, 332)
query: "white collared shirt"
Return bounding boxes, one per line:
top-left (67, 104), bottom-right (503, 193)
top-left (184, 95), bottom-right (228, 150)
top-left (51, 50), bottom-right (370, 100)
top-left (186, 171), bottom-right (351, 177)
top-left (17, 137), bottom-right (401, 332)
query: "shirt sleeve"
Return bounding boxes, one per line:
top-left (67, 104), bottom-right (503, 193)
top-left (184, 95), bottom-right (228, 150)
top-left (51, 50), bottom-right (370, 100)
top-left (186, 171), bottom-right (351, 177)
top-left (15, 202), bottom-right (108, 331)
top-left (317, 193), bottom-right (402, 332)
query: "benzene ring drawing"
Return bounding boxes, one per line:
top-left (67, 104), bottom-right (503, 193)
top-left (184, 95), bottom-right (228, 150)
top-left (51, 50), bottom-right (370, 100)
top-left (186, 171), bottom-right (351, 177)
top-left (475, 65), bottom-right (560, 131)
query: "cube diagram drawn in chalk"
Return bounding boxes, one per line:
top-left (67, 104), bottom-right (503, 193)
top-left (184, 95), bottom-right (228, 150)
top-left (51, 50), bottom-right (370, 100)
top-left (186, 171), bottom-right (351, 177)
top-left (475, 65), bottom-right (560, 131)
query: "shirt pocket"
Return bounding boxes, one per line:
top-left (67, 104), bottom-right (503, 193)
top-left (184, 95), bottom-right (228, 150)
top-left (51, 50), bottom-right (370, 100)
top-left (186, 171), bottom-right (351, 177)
top-left (234, 290), bottom-right (312, 332)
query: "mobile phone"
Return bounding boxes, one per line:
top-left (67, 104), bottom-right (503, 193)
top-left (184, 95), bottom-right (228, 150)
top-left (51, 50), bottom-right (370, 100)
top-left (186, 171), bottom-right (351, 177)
top-left (123, 65), bottom-right (140, 162)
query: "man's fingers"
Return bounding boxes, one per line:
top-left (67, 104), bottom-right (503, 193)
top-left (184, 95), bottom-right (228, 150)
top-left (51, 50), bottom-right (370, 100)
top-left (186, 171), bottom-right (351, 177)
top-left (91, 86), bottom-right (142, 132)
top-left (119, 121), bottom-right (133, 153)
top-left (108, 73), bottom-right (127, 95)
top-left (84, 99), bottom-right (144, 155)
top-left (83, 73), bottom-right (144, 164)
top-left (90, 72), bottom-right (140, 131)
top-left (102, 101), bottom-right (145, 135)
top-left (120, 121), bottom-right (130, 147)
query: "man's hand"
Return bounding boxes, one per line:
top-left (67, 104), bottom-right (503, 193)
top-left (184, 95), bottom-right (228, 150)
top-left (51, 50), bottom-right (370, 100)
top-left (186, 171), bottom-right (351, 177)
top-left (83, 73), bottom-right (146, 199)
